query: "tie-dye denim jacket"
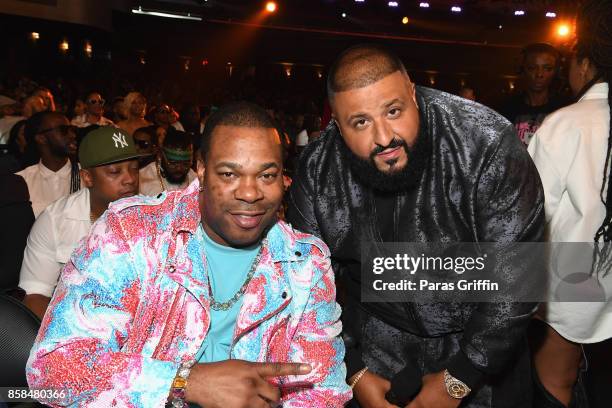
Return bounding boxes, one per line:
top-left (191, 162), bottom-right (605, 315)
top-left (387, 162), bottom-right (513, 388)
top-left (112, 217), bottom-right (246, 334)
top-left (27, 181), bottom-right (351, 407)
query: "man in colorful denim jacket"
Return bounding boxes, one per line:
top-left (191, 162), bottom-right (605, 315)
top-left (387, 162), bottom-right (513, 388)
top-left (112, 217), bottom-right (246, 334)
top-left (27, 101), bottom-right (351, 408)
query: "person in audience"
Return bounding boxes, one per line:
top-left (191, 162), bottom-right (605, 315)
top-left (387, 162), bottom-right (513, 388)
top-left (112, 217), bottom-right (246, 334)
top-left (287, 44), bottom-right (544, 408)
top-left (132, 125), bottom-right (158, 167)
top-left (528, 2), bottom-right (612, 407)
top-left (151, 103), bottom-right (184, 132)
top-left (0, 95), bottom-right (45, 144)
top-left (16, 111), bottom-right (82, 217)
top-left (0, 119), bottom-right (27, 172)
top-left (33, 86), bottom-right (56, 112)
top-left (71, 91), bottom-right (114, 128)
top-left (72, 98), bottom-right (86, 118)
top-left (139, 127), bottom-right (196, 196)
top-left (180, 103), bottom-right (203, 136)
top-left (109, 96), bottom-right (126, 124)
top-left (116, 91), bottom-right (151, 136)
top-left (19, 126), bottom-right (144, 319)
top-left (501, 43), bottom-right (568, 146)
top-left (27, 101), bottom-right (350, 408)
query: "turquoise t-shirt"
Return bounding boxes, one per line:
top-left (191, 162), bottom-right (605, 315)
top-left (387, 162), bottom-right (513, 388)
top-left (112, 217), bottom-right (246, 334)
top-left (195, 227), bottom-right (261, 363)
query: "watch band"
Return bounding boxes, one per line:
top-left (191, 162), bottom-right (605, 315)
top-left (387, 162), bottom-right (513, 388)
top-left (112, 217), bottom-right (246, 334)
top-left (443, 369), bottom-right (471, 399)
top-left (169, 359), bottom-right (196, 408)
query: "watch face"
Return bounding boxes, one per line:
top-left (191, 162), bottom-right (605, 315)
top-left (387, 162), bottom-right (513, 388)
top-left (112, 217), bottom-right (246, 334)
top-left (444, 370), bottom-right (471, 399)
top-left (448, 382), bottom-right (469, 399)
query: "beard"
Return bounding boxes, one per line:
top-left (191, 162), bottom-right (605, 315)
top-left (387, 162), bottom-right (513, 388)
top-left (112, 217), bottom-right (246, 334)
top-left (48, 140), bottom-right (70, 158)
top-left (164, 168), bottom-right (188, 184)
top-left (340, 130), bottom-right (431, 193)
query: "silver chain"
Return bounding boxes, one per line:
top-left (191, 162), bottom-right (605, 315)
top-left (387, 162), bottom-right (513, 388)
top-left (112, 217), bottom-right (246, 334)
top-left (208, 239), bottom-right (266, 311)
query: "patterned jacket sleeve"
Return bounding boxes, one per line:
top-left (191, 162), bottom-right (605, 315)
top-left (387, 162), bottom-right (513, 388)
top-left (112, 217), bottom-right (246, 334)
top-left (282, 245), bottom-right (352, 407)
top-left (26, 211), bottom-right (178, 408)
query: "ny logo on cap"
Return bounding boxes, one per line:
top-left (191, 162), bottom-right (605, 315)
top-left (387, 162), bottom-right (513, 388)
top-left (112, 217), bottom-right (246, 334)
top-left (112, 132), bottom-right (128, 149)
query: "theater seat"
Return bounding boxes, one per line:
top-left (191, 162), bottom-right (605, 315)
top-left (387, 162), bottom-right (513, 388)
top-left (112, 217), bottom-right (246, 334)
top-left (0, 294), bottom-right (41, 387)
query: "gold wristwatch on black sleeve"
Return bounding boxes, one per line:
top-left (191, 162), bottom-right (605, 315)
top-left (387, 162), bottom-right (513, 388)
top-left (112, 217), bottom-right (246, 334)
top-left (443, 369), bottom-right (472, 399)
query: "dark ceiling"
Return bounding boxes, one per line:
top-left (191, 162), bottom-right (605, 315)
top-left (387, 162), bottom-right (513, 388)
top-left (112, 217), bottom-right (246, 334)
top-left (141, 0), bottom-right (580, 46)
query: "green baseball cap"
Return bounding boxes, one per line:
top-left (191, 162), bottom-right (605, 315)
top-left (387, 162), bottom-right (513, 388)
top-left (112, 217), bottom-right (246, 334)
top-left (79, 126), bottom-right (149, 168)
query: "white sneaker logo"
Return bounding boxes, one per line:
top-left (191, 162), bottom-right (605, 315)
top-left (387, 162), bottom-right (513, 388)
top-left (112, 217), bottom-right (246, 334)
top-left (112, 132), bottom-right (128, 148)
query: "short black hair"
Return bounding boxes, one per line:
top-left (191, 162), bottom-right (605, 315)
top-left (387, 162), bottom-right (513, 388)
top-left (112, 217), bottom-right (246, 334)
top-left (134, 125), bottom-right (159, 146)
top-left (521, 43), bottom-right (561, 67)
top-left (24, 111), bottom-right (59, 145)
top-left (327, 43), bottom-right (407, 100)
top-left (199, 101), bottom-right (277, 160)
top-left (163, 127), bottom-right (192, 150)
top-left (22, 111), bottom-right (60, 165)
top-left (84, 90), bottom-right (102, 101)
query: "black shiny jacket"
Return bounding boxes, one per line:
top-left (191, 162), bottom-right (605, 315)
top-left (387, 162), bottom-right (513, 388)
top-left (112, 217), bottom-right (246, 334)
top-left (287, 86), bottom-right (545, 402)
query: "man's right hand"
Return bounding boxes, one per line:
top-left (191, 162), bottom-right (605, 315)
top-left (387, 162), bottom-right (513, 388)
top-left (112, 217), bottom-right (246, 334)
top-left (184, 360), bottom-right (312, 408)
top-left (352, 370), bottom-right (399, 408)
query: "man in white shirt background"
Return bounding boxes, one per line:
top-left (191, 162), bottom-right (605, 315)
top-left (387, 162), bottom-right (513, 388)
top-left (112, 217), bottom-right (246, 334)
top-left (16, 111), bottom-right (82, 217)
top-left (71, 91), bottom-right (115, 128)
top-left (139, 127), bottom-right (196, 196)
top-left (20, 126), bottom-right (146, 319)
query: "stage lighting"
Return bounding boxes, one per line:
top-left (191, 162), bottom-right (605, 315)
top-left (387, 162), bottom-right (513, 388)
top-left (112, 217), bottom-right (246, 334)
top-left (84, 41), bottom-right (93, 57)
top-left (546, 12), bottom-right (557, 18)
top-left (402, 16), bottom-right (409, 24)
top-left (557, 24), bottom-right (570, 37)
top-left (451, 6), bottom-right (461, 13)
top-left (419, 2), bottom-right (430, 7)
top-left (266, 2), bottom-right (277, 13)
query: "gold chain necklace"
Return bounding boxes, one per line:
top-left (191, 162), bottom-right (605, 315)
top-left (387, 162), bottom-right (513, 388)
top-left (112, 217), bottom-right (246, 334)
top-left (155, 160), bottom-right (167, 191)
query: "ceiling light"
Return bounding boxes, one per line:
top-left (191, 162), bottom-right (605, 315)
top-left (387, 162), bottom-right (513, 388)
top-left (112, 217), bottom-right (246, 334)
top-left (131, 6), bottom-right (202, 21)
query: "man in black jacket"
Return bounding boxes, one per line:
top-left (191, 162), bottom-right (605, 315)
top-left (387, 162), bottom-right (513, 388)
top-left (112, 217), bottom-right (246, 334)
top-left (287, 44), bottom-right (545, 408)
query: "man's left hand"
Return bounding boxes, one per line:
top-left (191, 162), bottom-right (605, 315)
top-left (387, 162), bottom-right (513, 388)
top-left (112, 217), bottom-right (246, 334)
top-left (405, 371), bottom-right (462, 408)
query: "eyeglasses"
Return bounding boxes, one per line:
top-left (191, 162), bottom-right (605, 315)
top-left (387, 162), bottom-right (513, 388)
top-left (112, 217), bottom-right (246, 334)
top-left (38, 125), bottom-right (77, 135)
top-left (88, 99), bottom-right (105, 105)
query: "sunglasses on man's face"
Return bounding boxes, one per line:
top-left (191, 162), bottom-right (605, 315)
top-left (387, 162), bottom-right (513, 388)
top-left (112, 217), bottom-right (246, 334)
top-left (38, 124), bottom-right (77, 135)
top-left (88, 99), bottom-right (105, 105)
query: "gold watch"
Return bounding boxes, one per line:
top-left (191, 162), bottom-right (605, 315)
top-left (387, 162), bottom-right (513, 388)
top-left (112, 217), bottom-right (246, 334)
top-left (443, 369), bottom-right (471, 399)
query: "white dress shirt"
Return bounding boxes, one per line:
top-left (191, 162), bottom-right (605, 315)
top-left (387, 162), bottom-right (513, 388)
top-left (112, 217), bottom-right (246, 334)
top-left (16, 160), bottom-right (83, 217)
top-left (19, 188), bottom-right (92, 297)
top-left (528, 82), bottom-right (612, 343)
top-left (139, 161), bottom-right (196, 196)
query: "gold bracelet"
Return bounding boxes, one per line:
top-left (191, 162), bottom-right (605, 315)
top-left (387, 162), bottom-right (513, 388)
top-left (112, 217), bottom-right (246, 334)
top-left (350, 367), bottom-right (369, 389)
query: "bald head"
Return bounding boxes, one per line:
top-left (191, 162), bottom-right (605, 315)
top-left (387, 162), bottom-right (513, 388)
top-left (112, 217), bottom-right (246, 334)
top-left (327, 44), bottom-right (408, 101)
